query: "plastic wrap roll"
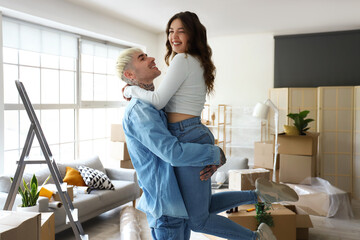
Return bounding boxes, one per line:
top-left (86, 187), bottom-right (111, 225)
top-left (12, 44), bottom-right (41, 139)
top-left (120, 206), bottom-right (141, 240)
top-left (49, 201), bottom-right (63, 209)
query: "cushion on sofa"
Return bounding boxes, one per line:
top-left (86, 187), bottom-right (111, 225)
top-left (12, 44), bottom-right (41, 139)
top-left (63, 167), bottom-right (87, 186)
top-left (78, 166), bottom-right (115, 190)
top-left (57, 155), bottom-right (106, 179)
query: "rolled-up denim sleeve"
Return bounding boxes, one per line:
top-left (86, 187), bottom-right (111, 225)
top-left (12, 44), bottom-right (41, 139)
top-left (124, 101), bottom-right (220, 167)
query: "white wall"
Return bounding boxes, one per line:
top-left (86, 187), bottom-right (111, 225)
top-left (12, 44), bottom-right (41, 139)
top-left (209, 33), bottom-right (274, 107)
top-left (0, 0), bottom-right (159, 56)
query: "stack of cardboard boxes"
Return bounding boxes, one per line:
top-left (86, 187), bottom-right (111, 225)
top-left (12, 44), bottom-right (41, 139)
top-left (254, 132), bottom-right (319, 184)
top-left (277, 132), bottom-right (319, 184)
top-left (110, 124), bottom-right (133, 169)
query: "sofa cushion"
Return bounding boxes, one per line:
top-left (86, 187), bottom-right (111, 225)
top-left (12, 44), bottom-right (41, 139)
top-left (78, 166), bottom-right (115, 190)
top-left (57, 155), bottom-right (106, 179)
top-left (90, 180), bottom-right (137, 206)
top-left (63, 167), bottom-right (87, 186)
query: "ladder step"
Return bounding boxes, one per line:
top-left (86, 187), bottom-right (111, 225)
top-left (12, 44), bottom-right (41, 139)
top-left (16, 160), bottom-right (47, 164)
top-left (66, 208), bottom-right (78, 223)
top-left (80, 234), bottom-right (89, 240)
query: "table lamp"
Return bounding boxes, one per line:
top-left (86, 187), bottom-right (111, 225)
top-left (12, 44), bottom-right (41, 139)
top-left (253, 99), bottom-right (279, 182)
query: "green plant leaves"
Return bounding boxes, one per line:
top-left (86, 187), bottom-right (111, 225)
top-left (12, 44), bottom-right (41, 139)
top-left (10, 174), bottom-right (40, 207)
top-left (287, 110), bottom-right (314, 135)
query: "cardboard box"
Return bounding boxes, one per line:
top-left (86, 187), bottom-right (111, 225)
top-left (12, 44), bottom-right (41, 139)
top-left (120, 159), bottom-right (134, 169)
top-left (110, 124), bottom-right (126, 142)
top-left (44, 184), bottom-right (74, 202)
top-left (228, 168), bottom-right (270, 190)
top-left (282, 204), bottom-right (313, 240)
top-left (110, 141), bottom-right (130, 160)
top-left (40, 212), bottom-right (54, 240)
top-left (254, 166), bottom-right (279, 183)
top-left (204, 204), bottom-right (312, 240)
top-left (285, 182), bottom-right (353, 218)
top-left (279, 154), bottom-right (315, 184)
top-left (254, 141), bottom-right (279, 169)
top-left (227, 204), bottom-right (296, 240)
top-left (277, 132), bottom-right (319, 156)
top-left (0, 211), bottom-right (41, 240)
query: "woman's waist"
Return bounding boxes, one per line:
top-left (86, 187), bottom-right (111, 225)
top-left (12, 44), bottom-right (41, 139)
top-left (167, 112), bottom-right (199, 123)
top-left (167, 113), bottom-right (202, 130)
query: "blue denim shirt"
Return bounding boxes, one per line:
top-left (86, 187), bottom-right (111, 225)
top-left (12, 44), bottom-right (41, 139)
top-left (122, 99), bottom-right (220, 219)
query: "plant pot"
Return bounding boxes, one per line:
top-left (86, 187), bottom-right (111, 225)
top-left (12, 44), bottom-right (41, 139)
top-left (283, 125), bottom-right (299, 136)
top-left (17, 204), bottom-right (39, 212)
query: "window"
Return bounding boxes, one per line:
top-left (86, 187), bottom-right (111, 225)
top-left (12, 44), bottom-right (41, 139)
top-left (2, 18), bottom-right (127, 174)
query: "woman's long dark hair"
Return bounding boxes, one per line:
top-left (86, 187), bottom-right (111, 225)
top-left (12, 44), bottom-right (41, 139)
top-left (165, 11), bottom-right (216, 94)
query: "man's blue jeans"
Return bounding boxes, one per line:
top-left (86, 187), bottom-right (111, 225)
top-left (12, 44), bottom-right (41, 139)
top-left (148, 215), bottom-right (190, 240)
top-left (168, 117), bottom-right (258, 240)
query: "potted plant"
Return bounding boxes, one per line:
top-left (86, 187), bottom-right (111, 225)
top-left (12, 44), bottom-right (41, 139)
top-left (255, 202), bottom-right (274, 228)
top-left (11, 174), bottom-right (50, 211)
top-left (286, 110), bottom-right (314, 135)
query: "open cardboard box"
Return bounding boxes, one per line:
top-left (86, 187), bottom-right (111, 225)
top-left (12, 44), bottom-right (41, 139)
top-left (282, 204), bottom-right (314, 240)
top-left (205, 204), bottom-right (296, 240)
top-left (204, 204), bottom-right (313, 240)
top-left (0, 211), bottom-right (41, 240)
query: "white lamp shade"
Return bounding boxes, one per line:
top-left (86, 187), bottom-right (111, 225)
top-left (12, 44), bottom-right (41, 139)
top-left (253, 102), bottom-right (270, 120)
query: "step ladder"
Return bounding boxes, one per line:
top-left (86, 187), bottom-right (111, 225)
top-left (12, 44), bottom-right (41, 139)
top-left (3, 80), bottom-right (88, 240)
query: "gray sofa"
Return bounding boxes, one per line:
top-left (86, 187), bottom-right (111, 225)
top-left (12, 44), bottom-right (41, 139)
top-left (0, 155), bottom-right (141, 233)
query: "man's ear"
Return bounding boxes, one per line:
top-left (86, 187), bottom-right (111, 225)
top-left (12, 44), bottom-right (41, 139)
top-left (123, 70), bottom-right (135, 80)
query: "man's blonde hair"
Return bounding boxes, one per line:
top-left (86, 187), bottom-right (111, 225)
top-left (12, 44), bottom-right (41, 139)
top-left (116, 47), bottom-right (142, 84)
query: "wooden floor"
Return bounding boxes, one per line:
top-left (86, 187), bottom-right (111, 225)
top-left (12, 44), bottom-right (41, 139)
top-left (55, 199), bottom-right (360, 240)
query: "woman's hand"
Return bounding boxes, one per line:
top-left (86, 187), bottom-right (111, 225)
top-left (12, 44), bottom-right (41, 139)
top-left (122, 84), bottom-right (131, 101)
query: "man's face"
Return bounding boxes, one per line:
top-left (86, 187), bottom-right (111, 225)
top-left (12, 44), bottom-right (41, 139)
top-left (129, 51), bottom-right (161, 85)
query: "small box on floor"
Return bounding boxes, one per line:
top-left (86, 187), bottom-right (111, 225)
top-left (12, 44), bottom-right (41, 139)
top-left (228, 168), bottom-right (270, 190)
top-left (205, 204), bottom-right (296, 240)
top-left (0, 211), bottom-right (41, 240)
top-left (204, 203), bottom-right (312, 240)
top-left (253, 166), bottom-right (279, 183)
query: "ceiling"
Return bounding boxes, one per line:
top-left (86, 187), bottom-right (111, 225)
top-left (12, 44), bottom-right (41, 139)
top-left (64, 0), bottom-right (360, 37)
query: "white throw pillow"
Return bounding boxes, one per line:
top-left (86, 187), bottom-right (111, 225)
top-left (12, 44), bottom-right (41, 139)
top-left (78, 166), bottom-right (115, 190)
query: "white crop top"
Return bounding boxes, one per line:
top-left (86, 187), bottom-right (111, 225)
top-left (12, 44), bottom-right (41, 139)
top-left (124, 53), bottom-right (207, 116)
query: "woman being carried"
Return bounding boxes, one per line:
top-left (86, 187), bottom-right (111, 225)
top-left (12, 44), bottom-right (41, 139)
top-left (123, 11), bottom-right (298, 240)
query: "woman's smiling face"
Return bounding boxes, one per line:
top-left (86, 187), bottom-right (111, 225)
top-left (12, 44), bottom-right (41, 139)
top-left (168, 18), bottom-right (189, 54)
